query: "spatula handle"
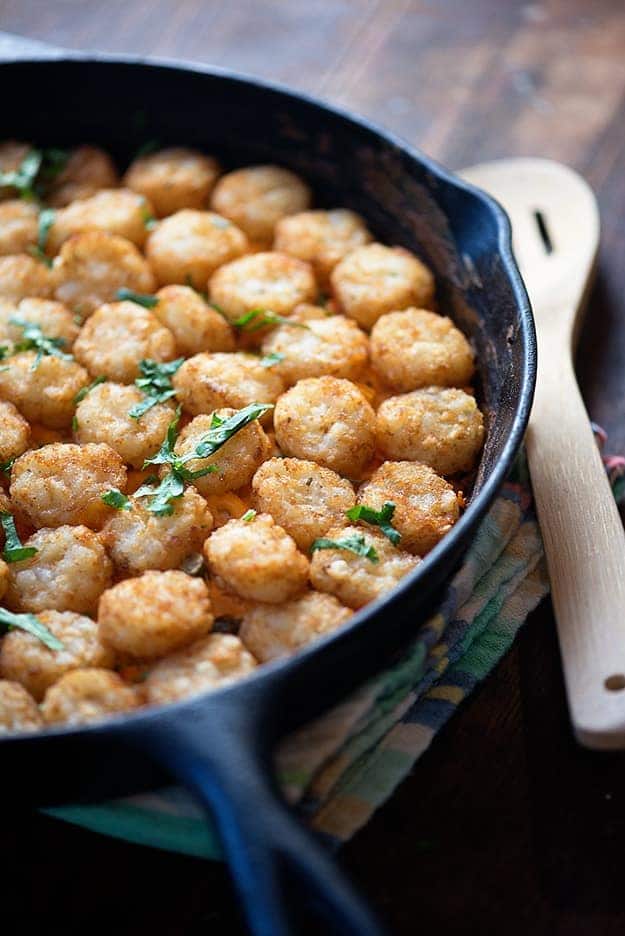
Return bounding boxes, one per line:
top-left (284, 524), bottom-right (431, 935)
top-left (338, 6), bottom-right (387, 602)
top-left (526, 345), bottom-right (625, 749)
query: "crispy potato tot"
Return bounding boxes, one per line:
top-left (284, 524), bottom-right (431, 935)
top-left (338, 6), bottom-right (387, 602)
top-left (0, 200), bottom-right (39, 256)
top-left (0, 254), bottom-right (58, 302)
top-left (41, 668), bottom-right (140, 726)
top-left (210, 251), bottom-right (316, 324)
top-left (331, 244), bottom-right (435, 329)
top-left (123, 147), bottom-right (220, 217)
top-left (274, 209), bottom-right (372, 286)
top-left (274, 376), bottom-right (376, 477)
top-left (10, 442), bottom-right (126, 529)
top-left (53, 232), bottom-right (155, 318)
top-left (309, 524), bottom-right (419, 609)
top-left (252, 457), bottom-right (355, 551)
top-left (173, 352), bottom-right (283, 416)
top-left (376, 387), bottom-right (485, 475)
top-left (211, 165), bottom-right (311, 246)
top-left (4, 525), bottom-right (113, 616)
top-left (240, 591), bottom-right (352, 662)
top-left (153, 285), bottom-right (235, 355)
top-left (47, 188), bottom-right (155, 254)
top-left (144, 634), bottom-right (256, 704)
top-left (98, 570), bottom-right (213, 660)
top-left (0, 679), bottom-right (43, 733)
top-left (370, 307), bottom-right (475, 391)
top-left (0, 399), bottom-right (30, 465)
top-left (0, 610), bottom-right (114, 701)
top-left (146, 210), bottom-right (248, 288)
top-left (0, 352), bottom-right (89, 429)
top-left (73, 301), bottom-right (176, 383)
top-left (47, 145), bottom-right (120, 208)
top-left (357, 461), bottom-right (461, 554)
top-left (0, 297), bottom-right (80, 348)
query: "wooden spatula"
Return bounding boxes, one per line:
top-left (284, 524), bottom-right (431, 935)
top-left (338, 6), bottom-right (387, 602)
top-left (461, 157), bottom-right (625, 750)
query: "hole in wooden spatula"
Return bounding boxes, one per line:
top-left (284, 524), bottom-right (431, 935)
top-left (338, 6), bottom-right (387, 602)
top-left (605, 674), bottom-right (625, 692)
top-left (533, 210), bottom-right (554, 254)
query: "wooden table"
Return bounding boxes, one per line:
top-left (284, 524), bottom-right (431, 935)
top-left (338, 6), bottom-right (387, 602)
top-left (2, 1), bottom-right (625, 932)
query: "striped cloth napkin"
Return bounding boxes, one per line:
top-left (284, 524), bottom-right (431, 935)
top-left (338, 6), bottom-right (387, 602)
top-left (47, 438), bottom-right (625, 857)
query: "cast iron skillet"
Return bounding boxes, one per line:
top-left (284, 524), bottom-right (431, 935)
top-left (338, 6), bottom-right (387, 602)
top-left (0, 49), bottom-right (535, 936)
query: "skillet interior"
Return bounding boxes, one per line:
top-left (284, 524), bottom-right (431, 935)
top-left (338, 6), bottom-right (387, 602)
top-left (0, 56), bottom-right (535, 806)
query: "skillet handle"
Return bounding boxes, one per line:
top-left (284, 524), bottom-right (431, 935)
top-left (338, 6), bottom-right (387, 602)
top-left (138, 707), bottom-right (387, 936)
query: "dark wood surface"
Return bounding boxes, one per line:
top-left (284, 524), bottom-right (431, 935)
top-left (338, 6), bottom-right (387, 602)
top-left (2, 1), bottom-right (625, 932)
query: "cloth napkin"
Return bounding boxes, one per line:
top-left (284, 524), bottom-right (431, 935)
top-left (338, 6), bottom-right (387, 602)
top-left (46, 437), bottom-right (625, 858)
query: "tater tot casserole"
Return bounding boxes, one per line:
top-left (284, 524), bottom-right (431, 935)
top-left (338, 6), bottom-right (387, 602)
top-left (0, 142), bottom-right (486, 735)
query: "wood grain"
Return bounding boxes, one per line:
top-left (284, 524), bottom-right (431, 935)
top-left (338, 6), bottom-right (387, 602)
top-left (2, 0), bottom-right (625, 933)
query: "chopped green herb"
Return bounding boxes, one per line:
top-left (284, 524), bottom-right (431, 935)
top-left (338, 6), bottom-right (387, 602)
top-left (38, 147), bottom-right (70, 183)
top-left (241, 509), bottom-right (257, 522)
top-left (74, 375), bottom-right (107, 406)
top-left (116, 287), bottom-right (159, 309)
top-left (134, 139), bottom-right (161, 159)
top-left (211, 215), bottom-right (230, 229)
top-left (259, 352), bottom-right (285, 368)
top-left (133, 470), bottom-right (186, 516)
top-left (0, 512), bottom-right (37, 563)
top-left (0, 148), bottom-right (43, 201)
top-left (310, 533), bottom-right (379, 563)
top-left (232, 308), bottom-right (309, 333)
top-left (345, 501), bottom-right (401, 545)
top-left (0, 457), bottom-right (15, 475)
top-left (129, 357), bottom-right (184, 419)
top-left (101, 488), bottom-right (132, 510)
top-left (27, 208), bottom-right (55, 266)
top-left (10, 317), bottom-right (73, 369)
top-left (0, 606), bottom-right (64, 650)
top-left (186, 403), bottom-right (274, 464)
top-left (139, 197), bottom-right (157, 231)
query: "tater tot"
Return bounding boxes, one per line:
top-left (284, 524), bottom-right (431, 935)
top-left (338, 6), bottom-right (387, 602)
top-left (47, 145), bottom-right (120, 208)
top-left (274, 209), bottom-right (372, 286)
top-left (5, 525), bottom-right (113, 615)
top-left (0, 399), bottom-right (30, 465)
top-left (0, 353), bottom-right (89, 429)
top-left (146, 210), bottom-right (248, 289)
top-left (41, 668), bottom-right (140, 726)
top-left (53, 232), bottom-right (155, 318)
top-left (10, 442), bottom-right (126, 529)
top-left (240, 591), bottom-right (353, 662)
top-left (331, 244), bottom-right (435, 329)
top-left (175, 408), bottom-right (270, 496)
top-left (0, 610), bottom-right (115, 701)
top-left (98, 570), bottom-right (213, 660)
top-left (376, 387), bottom-right (485, 475)
top-left (252, 457), bottom-right (356, 551)
top-left (357, 461), bottom-right (461, 555)
top-left (123, 147), bottom-right (221, 218)
top-left (370, 308), bottom-right (475, 391)
top-left (211, 165), bottom-right (311, 246)
top-left (73, 301), bottom-right (176, 383)
top-left (102, 487), bottom-right (213, 576)
top-left (0, 200), bottom-right (39, 255)
top-left (204, 513), bottom-right (309, 603)
top-left (203, 492), bottom-right (248, 528)
top-left (274, 376), bottom-right (376, 477)
top-left (260, 307), bottom-right (368, 384)
top-left (210, 251), bottom-right (317, 324)
top-left (0, 254), bottom-right (58, 302)
top-left (173, 352), bottom-right (284, 416)
top-left (144, 633), bottom-right (256, 704)
top-left (0, 679), bottom-right (43, 733)
top-left (0, 297), bottom-right (80, 348)
top-left (74, 381), bottom-right (175, 467)
top-left (309, 524), bottom-right (419, 609)
top-left (153, 285), bottom-right (235, 355)
top-left (47, 189), bottom-right (155, 254)
top-left (0, 557), bottom-right (8, 600)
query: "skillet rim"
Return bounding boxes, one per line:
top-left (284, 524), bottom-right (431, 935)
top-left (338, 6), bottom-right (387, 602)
top-left (0, 53), bottom-right (536, 744)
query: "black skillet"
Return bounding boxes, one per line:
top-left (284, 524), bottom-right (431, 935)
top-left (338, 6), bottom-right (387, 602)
top-left (0, 46), bottom-right (536, 936)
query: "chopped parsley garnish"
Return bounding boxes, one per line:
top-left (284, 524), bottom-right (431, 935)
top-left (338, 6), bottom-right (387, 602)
top-left (10, 317), bottom-right (73, 369)
top-left (74, 375), bottom-right (107, 406)
top-left (0, 346), bottom-right (9, 361)
top-left (241, 509), bottom-right (256, 522)
top-left (232, 309), bottom-right (309, 333)
top-left (138, 403), bottom-right (274, 516)
top-left (134, 139), bottom-right (161, 159)
top-left (101, 488), bottom-right (132, 510)
top-left (0, 512), bottom-right (37, 563)
top-left (116, 287), bottom-right (159, 309)
top-left (139, 197), bottom-right (157, 231)
top-left (0, 607), bottom-right (64, 651)
top-left (310, 533), bottom-right (379, 563)
top-left (0, 457), bottom-right (15, 475)
top-left (129, 357), bottom-right (184, 419)
top-left (345, 501), bottom-right (401, 545)
top-left (27, 208), bottom-right (55, 266)
top-left (0, 149), bottom-right (42, 200)
top-left (259, 352), bottom-right (285, 368)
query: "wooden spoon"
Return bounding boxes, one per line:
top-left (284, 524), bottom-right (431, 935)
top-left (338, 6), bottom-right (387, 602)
top-left (461, 157), bottom-right (625, 750)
